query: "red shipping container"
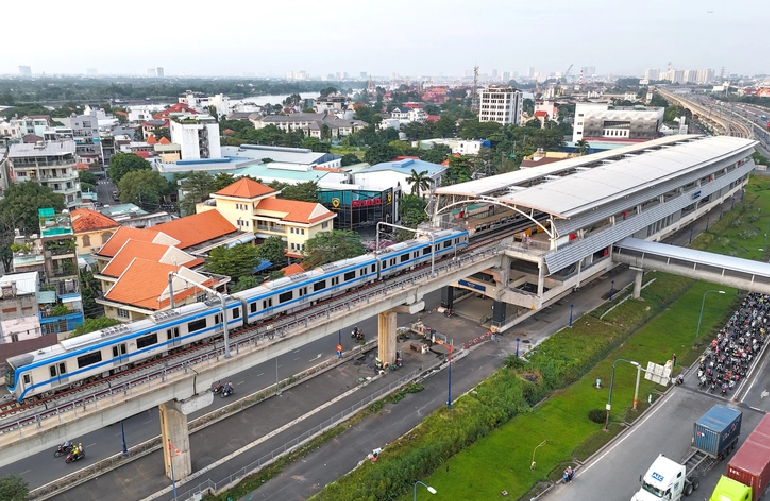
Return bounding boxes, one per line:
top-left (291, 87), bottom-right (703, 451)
top-left (754, 413), bottom-right (770, 436)
top-left (727, 441), bottom-right (770, 498)
top-left (748, 430), bottom-right (770, 449)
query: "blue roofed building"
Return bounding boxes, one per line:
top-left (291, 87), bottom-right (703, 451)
top-left (350, 158), bottom-right (447, 198)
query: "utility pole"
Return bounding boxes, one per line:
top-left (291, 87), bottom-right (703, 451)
top-left (471, 65), bottom-right (479, 114)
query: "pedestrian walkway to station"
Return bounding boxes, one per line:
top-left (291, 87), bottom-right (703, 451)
top-left (613, 237), bottom-right (770, 294)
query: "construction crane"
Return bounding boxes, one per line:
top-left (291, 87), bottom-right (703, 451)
top-left (561, 64), bottom-right (573, 84)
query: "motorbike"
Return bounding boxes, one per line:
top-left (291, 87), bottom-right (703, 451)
top-left (709, 381), bottom-right (716, 393)
top-left (221, 385), bottom-right (234, 398)
top-left (212, 381), bottom-right (224, 396)
top-left (65, 449), bottom-right (85, 464)
top-left (674, 374), bottom-right (684, 386)
top-left (351, 328), bottom-right (364, 341)
top-left (562, 469), bottom-right (574, 484)
top-left (721, 384), bottom-right (728, 396)
top-left (54, 442), bottom-right (72, 458)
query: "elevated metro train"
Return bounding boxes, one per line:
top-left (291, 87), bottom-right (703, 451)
top-left (5, 229), bottom-right (469, 403)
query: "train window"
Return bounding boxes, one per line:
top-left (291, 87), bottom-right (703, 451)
top-left (400, 254), bottom-right (409, 263)
top-left (299, 287), bottom-right (307, 297)
top-left (371, 264), bottom-right (376, 273)
top-left (49, 365), bottom-right (56, 378)
top-left (382, 261), bottom-right (387, 270)
top-left (137, 334), bottom-right (158, 349)
top-left (443, 241), bottom-right (451, 249)
top-left (390, 259), bottom-right (395, 267)
top-left (360, 268), bottom-right (365, 276)
top-left (279, 291), bottom-right (293, 304)
top-left (314, 280), bottom-right (326, 292)
top-left (173, 328), bottom-right (179, 338)
top-left (233, 307), bottom-right (240, 319)
top-left (23, 374), bottom-right (31, 385)
top-left (59, 362), bottom-right (67, 375)
top-left (215, 314), bottom-right (221, 324)
top-left (423, 247), bottom-right (431, 255)
top-left (188, 319), bottom-right (207, 332)
top-left (166, 329), bottom-right (173, 340)
top-left (332, 277), bottom-right (339, 286)
top-left (251, 302), bottom-right (258, 313)
top-left (344, 271), bottom-right (355, 281)
top-left (77, 352), bottom-right (103, 369)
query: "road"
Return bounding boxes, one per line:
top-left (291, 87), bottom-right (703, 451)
top-left (95, 178), bottom-right (116, 205)
top-left (13, 186), bottom-right (744, 498)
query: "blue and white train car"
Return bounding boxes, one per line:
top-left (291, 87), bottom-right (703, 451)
top-left (234, 254), bottom-right (379, 324)
top-left (5, 299), bottom-right (242, 402)
top-left (377, 229), bottom-right (469, 279)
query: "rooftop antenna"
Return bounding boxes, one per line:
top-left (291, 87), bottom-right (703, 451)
top-left (471, 65), bottom-right (479, 113)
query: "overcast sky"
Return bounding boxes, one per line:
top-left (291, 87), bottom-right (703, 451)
top-left (3, 0), bottom-right (767, 77)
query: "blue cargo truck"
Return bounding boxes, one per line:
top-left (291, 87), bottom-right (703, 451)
top-left (632, 405), bottom-right (742, 501)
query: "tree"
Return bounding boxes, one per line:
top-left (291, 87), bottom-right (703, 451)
top-left (0, 182), bottom-right (65, 236)
top-left (71, 317), bottom-right (122, 337)
top-left (232, 276), bottom-right (260, 293)
top-left (397, 194), bottom-right (428, 240)
top-left (320, 123), bottom-right (333, 141)
top-left (79, 170), bottom-right (98, 192)
top-left (79, 268), bottom-right (102, 319)
top-left (405, 169), bottom-right (434, 196)
top-left (277, 181), bottom-right (319, 203)
top-left (364, 144), bottom-right (398, 165)
top-left (205, 243), bottom-right (260, 278)
top-left (108, 152), bottom-right (152, 184)
top-left (133, 127), bottom-right (144, 141)
top-left (434, 116), bottom-right (456, 138)
top-left (354, 105), bottom-right (377, 124)
top-left (256, 236), bottom-right (286, 268)
top-left (179, 171), bottom-right (236, 216)
top-left (420, 144), bottom-right (451, 165)
top-left (0, 474), bottom-right (28, 501)
top-left (302, 137), bottom-right (331, 153)
top-left (118, 170), bottom-right (170, 208)
top-left (0, 214), bottom-right (17, 273)
top-left (303, 230), bottom-right (366, 268)
top-left (302, 107), bottom-right (315, 114)
top-left (575, 139), bottom-right (590, 156)
top-left (423, 104), bottom-right (440, 115)
top-left (341, 153), bottom-right (360, 167)
top-left (444, 155), bottom-right (474, 185)
top-left (319, 87), bottom-right (338, 98)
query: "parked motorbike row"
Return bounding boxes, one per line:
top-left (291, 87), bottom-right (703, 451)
top-left (53, 441), bottom-right (85, 463)
top-left (697, 292), bottom-right (767, 396)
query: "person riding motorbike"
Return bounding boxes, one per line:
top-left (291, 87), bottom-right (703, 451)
top-left (223, 381), bottom-right (234, 396)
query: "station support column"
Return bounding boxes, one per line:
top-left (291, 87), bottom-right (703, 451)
top-left (159, 400), bottom-right (191, 480)
top-left (378, 309), bottom-right (398, 365)
top-left (440, 286), bottom-right (455, 310)
top-left (632, 267), bottom-right (644, 298)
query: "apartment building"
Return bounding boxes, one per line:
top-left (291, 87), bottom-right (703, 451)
top-left (572, 103), bottom-right (664, 143)
top-left (478, 85), bottom-right (523, 125)
top-left (8, 140), bottom-right (82, 208)
top-left (169, 115), bottom-right (221, 160)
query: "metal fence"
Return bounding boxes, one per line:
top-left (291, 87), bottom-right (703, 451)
top-left (1, 239), bottom-right (504, 436)
top-left (175, 364), bottom-right (430, 501)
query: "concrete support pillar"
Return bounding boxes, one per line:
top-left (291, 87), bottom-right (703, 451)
top-left (377, 309), bottom-right (397, 365)
top-left (159, 400), bottom-right (191, 481)
top-left (500, 255), bottom-right (511, 291)
top-left (536, 260), bottom-right (545, 297)
top-left (492, 301), bottom-right (507, 324)
top-left (633, 268), bottom-right (644, 298)
top-left (440, 286), bottom-right (455, 310)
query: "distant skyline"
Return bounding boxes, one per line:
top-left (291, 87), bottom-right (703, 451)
top-left (4, 0), bottom-right (768, 77)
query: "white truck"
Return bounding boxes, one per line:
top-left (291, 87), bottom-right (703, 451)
top-left (631, 454), bottom-right (700, 501)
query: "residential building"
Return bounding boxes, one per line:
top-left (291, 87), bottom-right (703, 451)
top-left (535, 101), bottom-right (559, 122)
top-left (390, 106), bottom-right (426, 122)
top-left (0, 272), bottom-right (41, 344)
top-left (14, 116), bottom-right (50, 137)
top-left (351, 158), bottom-right (446, 199)
top-left (478, 85), bottom-right (523, 125)
top-left (644, 68), bottom-right (660, 81)
top-left (250, 113), bottom-right (367, 138)
top-left (156, 67), bottom-right (164, 78)
top-left (38, 208), bottom-right (80, 295)
top-left (221, 145), bottom-right (342, 169)
top-left (18, 66), bottom-right (31, 76)
top-left (572, 103), bottom-right (664, 143)
top-left (417, 139), bottom-right (487, 156)
top-left (313, 95), bottom-right (349, 114)
top-left (169, 115), bottom-right (221, 160)
top-left (99, 204), bottom-right (172, 228)
top-left (127, 104), bottom-right (164, 123)
top-left (200, 177), bottom-right (335, 259)
top-left (179, 91), bottom-right (231, 117)
top-left (70, 208), bottom-right (120, 256)
top-left (8, 140), bottom-right (82, 208)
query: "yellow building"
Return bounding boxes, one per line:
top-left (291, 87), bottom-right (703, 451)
top-left (70, 208), bottom-right (120, 256)
top-left (200, 177), bottom-right (336, 259)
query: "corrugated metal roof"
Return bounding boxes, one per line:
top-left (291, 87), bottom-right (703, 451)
top-left (9, 140), bottom-right (76, 157)
top-left (0, 272), bottom-right (39, 295)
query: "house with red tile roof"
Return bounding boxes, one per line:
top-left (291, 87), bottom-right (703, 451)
top-left (199, 177), bottom-right (335, 259)
top-left (99, 260), bottom-right (222, 322)
top-left (70, 208), bottom-right (121, 256)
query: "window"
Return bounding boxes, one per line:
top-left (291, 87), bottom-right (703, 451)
top-left (113, 343), bottom-right (127, 357)
top-left (314, 280), bottom-right (326, 292)
top-left (279, 291), bottom-right (293, 303)
top-left (50, 365), bottom-right (57, 378)
top-left (136, 333), bottom-right (158, 349)
top-left (77, 352), bottom-right (103, 369)
top-left (290, 227), bottom-right (294, 234)
top-left (82, 235), bottom-right (91, 247)
top-left (102, 232), bottom-right (113, 244)
top-left (23, 374), bottom-right (31, 385)
top-left (59, 362), bottom-right (67, 375)
top-left (400, 254), bottom-right (409, 263)
top-left (262, 298), bottom-right (273, 309)
top-left (117, 308), bottom-right (130, 319)
top-left (166, 328), bottom-right (180, 340)
top-left (321, 221), bottom-right (328, 228)
top-left (250, 302), bottom-right (258, 313)
top-left (343, 271), bottom-right (356, 281)
top-left (301, 228), bottom-right (305, 235)
top-left (232, 307), bottom-right (240, 319)
top-left (423, 247), bottom-right (431, 255)
top-left (371, 264), bottom-right (376, 273)
top-left (290, 243), bottom-right (295, 250)
top-left (188, 318), bottom-right (207, 332)
top-left (331, 276), bottom-right (339, 286)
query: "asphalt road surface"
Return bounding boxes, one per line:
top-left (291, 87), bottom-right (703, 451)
top-left (95, 178), bottom-right (116, 205)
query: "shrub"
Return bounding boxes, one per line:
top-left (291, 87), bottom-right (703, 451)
top-left (588, 409), bottom-right (606, 424)
top-left (739, 228), bottom-right (758, 239)
top-left (731, 219), bottom-right (744, 227)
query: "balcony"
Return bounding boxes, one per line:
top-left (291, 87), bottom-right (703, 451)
top-left (11, 159), bottom-right (75, 168)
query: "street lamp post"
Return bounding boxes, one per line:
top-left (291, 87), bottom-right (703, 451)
top-left (414, 480), bottom-right (437, 500)
top-left (569, 304), bottom-right (574, 328)
top-left (694, 290), bottom-right (726, 347)
top-left (120, 419), bottom-right (129, 457)
top-left (516, 337), bottom-right (520, 357)
top-left (609, 280), bottom-right (615, 301)
top-left (448, 345), bottom-right (453, 410)
top-left (604, 358), bottom-right (640, 431)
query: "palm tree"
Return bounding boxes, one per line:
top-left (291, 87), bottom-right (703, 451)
top-left (576, 139), bottom-right (590, 156)
top-left (405, 169), bottom-right (434, 197)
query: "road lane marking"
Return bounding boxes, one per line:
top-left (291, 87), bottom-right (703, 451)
top-left (19, 470), bottom-right (30, 475)
top-left (578, 391), bottom-right (675, 477)
top-left (762, 390), bottom-right (769, 399)
top-left (293, 357), bottom-right (300, 361)
top-left (86, 443), bottom-right (96, 448)
top-left (256, 373), bottom-right (264, 377)
top-left (309, 354), bottom-right (322, 362)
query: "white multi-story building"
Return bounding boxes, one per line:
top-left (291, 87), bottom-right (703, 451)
top-left (8, 140), bottom-right (82, 207)
top-left (127, 104), bottom-right (164, 123)
top-left (644, 68), bottom-right (660, 81)
top-left (696, 69), bottom-right (715, 84)
top-left (178, 91), bottom-right (231, 117)
top-left (572, 103), bottom-right (664, 143)
top-left (478, 85), bottom-right (523, 125)
top-left (169, 115), bottom-right (221, 160)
